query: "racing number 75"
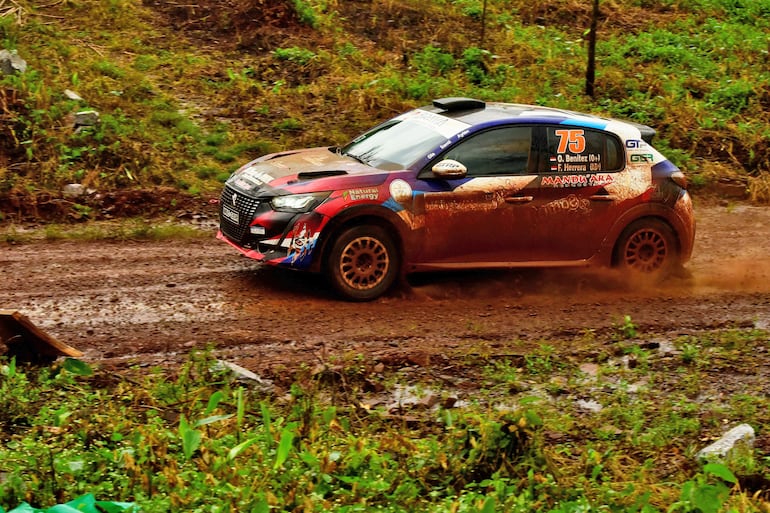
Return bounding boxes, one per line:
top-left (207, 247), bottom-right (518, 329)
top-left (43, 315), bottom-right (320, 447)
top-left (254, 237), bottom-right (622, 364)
top-left (554, 129), bottom-right (586, 154)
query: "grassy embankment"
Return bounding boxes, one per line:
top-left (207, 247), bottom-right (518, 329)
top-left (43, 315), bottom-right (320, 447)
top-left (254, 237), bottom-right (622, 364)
top-left (0, 0), bottom-right (769, 225)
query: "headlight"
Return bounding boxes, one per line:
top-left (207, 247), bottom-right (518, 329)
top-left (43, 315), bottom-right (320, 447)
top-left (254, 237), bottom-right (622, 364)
top-left (270, 192), bottom-right (331, 213)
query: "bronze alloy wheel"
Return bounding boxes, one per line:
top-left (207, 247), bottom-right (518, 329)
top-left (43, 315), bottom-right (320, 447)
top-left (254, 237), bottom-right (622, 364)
top-left (339, 235), bottom-right (390, 290)
top-left (616, 219), bottom-right (677, 274)
top-left (623, 229), bottom-right (667, 272)
top-left (328, 225), bottom-right (400, 301)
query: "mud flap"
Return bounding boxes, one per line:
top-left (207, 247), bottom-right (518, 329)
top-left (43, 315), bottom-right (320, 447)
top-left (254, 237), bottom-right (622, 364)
top-left (0, 309), bottom-right (83, 363)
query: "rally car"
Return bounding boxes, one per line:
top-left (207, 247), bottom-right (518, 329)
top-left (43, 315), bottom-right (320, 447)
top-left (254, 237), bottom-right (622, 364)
top-left (217, 97), bottom-right (695, 301)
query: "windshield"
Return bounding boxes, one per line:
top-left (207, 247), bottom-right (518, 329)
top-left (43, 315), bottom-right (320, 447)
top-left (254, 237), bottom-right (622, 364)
top-left (341, 109), bottom-right (470, 170)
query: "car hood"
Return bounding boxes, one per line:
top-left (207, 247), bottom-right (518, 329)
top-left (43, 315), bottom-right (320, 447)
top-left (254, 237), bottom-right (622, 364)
top-left (227, 147), bottom-right (390, 195)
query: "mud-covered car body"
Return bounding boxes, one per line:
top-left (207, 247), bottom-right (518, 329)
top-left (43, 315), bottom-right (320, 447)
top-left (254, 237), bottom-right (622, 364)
top-left (218, 97), bottom-right (695, 300)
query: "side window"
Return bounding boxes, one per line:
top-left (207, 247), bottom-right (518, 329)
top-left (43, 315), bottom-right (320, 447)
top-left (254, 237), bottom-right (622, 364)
top-left (545, 126), bottom-right (623, 173)
top-left (440, 126), bottom-right (533, 176)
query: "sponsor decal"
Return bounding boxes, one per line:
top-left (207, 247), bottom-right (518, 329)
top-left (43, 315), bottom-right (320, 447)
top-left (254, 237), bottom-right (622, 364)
top-left (389, 179), bottom-right (413, 203)
top-left (401, 109), bottom-right (470, 138)
top-left (630, 154), bottom-right (654, 163)
top-left (233, 177), bottom-right (256, 190)
top-left (541, 174), bottom-right (614, 188)
top-left (625, 139), bottom-right (649, 149)
top-left (289, 222), bottom-right (319, 264)
top-left (303, 155), bottom-right (330, 166)
top-left (343, 187), bottom-right (379, 201)
top-left (425, 196), bottom-right (498, 212)
top-left (540, 194), bottom-right (591, 215)
top-left (242, 166), bottom-right (274, 184)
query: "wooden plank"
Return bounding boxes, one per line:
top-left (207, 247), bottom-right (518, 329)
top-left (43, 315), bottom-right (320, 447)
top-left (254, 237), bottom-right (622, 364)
top-left (0, 309), bottom-right (83, 359)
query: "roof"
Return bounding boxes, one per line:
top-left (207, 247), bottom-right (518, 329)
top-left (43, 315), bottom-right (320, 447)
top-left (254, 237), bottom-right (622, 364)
top-left (426, 97), bottom-right (656, 143)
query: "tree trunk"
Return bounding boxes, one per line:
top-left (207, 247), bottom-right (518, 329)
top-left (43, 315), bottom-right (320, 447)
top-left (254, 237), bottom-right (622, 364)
top-left (586, 0), bottom-right (600, 97)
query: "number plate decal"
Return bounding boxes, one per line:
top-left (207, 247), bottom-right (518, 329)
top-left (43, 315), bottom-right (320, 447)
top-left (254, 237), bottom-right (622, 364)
top-left (222, 204), bottom-right (239, 224)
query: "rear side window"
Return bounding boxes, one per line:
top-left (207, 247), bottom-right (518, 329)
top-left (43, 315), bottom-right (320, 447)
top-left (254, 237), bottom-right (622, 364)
top-left (544, 126), bottom-right (623, 173)
top-left (440, 126), bottom-right (534, 176)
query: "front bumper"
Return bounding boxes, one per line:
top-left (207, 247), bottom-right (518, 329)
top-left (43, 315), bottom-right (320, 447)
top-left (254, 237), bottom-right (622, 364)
top-left (218, 184), bottom-right (328, 270)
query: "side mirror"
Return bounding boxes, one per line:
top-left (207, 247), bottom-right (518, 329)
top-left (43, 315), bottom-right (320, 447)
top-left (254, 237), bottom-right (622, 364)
top-left (432, 159), bottom-right (467, 179)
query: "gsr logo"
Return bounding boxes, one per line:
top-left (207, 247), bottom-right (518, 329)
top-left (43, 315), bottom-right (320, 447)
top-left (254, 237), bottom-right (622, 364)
top-left (630, 154), bottom-right (654, 162)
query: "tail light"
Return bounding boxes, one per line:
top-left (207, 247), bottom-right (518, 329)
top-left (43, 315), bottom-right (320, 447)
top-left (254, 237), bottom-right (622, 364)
top-left (670, 171), bottom-right (688, 189)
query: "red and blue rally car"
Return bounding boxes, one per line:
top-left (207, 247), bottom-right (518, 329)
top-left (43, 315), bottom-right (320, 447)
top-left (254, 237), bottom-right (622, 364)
top-left (218, 97), bottom-right (695, 301)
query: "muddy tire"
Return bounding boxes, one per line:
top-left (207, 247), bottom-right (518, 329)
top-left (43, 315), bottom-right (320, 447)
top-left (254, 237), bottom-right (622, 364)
top-left (614, 218), bottom-right (679, 277)
top-left (326, 225), bottom-right (400, 301)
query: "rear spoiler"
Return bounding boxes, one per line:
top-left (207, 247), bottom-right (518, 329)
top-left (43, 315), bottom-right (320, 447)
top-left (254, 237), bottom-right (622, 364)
top-left (628, 121), bottom-right (656, 144)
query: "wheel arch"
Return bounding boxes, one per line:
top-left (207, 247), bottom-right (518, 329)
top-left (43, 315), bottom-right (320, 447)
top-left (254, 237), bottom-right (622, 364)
top-left (608, 214), bottom-right (680, 268)
top-left (599, 204), bottom-right (685, 267)
top-left (311, 205), bottom-right (411, 274)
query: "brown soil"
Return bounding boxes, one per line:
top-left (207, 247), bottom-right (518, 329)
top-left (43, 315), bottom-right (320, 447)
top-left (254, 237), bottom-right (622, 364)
top-left (0, 188), bottom-right (220, 224)
top-left (1, 201), bottom-right (769, 389)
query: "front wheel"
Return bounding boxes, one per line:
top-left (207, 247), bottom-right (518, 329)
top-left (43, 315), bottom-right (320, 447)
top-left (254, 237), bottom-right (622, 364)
top-left (326, 225), bottom-right (400, 301)
top-left (614, 218), bottom-right (679, 277)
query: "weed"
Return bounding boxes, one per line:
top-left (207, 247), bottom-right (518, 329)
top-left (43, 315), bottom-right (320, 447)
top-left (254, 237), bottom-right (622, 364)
top-left (679, 341), bottom-right (701, 365)
top-left (618, 315), bottom-right (638, 339)
top-left (461, 47), bottom-right (490, 85)
top-left (669, 463), bottom-right (737, 513)
top-left (92, 60), bottom-right (125, 80)
top-left (273, 46), bottom-right (317, 65)
top-left (524, 344), bottom-right (558, 375)
top-left (274, 118), bottom-right (303, 131)
top-left (292, 0), bottom-right (319, 28)
top-left (413, 45), bottom-right (456, 75)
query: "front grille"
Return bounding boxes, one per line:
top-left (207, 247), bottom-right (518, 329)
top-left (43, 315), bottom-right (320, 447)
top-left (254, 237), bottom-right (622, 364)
top-left (219, 185), bottom-right (260, 243)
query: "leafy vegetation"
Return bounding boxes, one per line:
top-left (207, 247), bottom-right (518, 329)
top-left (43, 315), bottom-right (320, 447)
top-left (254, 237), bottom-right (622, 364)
top-left (1, 0), bottom-right (770, 223)
top-left (2, 325), bottom-right (770, 511)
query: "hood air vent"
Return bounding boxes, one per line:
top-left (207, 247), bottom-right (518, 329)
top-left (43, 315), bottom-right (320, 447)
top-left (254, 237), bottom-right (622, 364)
top-left (297, 170), bottom-right (348, 180)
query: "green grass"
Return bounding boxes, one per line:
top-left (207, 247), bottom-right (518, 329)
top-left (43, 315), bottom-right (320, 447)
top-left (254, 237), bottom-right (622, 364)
top-left (1, 326), bottom-right (769, 511)
top-left (0, 219), bottom-right (210, 243)
top-left (1, 0), bottom-right (769, 208)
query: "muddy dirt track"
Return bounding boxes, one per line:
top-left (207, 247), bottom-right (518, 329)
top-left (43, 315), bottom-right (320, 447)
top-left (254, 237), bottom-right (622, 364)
top-left (1, 202), bottom-right (769, 383)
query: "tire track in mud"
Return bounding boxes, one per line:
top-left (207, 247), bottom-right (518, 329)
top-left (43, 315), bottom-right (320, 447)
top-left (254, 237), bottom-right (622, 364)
top-left (1, 204), bottom-right (769, 374)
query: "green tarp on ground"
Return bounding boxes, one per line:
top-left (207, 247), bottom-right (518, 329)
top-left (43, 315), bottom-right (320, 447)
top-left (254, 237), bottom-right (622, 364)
top-left (0, 494), bottom-right (135, 513)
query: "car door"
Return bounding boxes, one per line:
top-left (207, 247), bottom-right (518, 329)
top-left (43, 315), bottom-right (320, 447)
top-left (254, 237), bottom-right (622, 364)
top-left (526, 125), bottom-right (627, 261)
top-left (415, 126), bottom-right (542, 265)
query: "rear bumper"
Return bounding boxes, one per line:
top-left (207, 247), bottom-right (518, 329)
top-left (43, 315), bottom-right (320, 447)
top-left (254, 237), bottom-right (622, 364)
top-left (674, 191), bottom-right (696, 263)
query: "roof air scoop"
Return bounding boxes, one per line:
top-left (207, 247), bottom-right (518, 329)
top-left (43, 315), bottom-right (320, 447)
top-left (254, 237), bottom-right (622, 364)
top-left (432, 97), bottom-right (486, 111)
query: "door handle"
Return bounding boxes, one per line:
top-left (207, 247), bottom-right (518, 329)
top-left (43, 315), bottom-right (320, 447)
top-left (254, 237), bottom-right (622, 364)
top-left (589, 194), bottom-right (616, 201)
top-left (504, 195), bottom-right (534, 204)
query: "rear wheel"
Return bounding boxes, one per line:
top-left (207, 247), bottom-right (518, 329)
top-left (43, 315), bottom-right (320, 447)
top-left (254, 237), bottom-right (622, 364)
top-left (615, 219), bottom-right (678, 276)
top-left (326, 225), bottom-right (400, 301)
